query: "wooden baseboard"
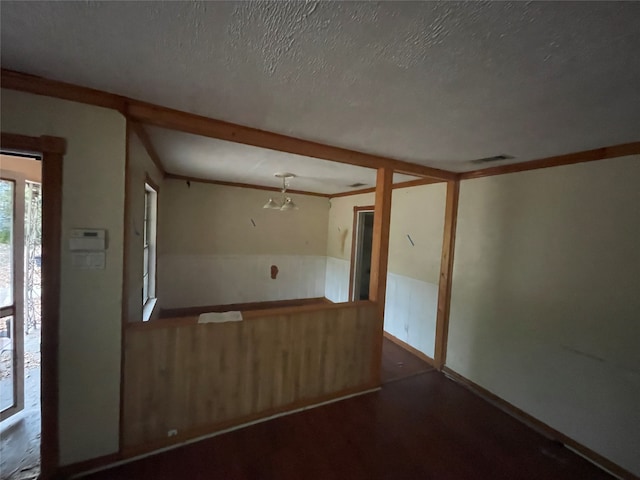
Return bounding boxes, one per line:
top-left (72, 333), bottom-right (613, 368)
top-left (383, 331), bottom-right (435, 366)
top-left (53, 452), bottom-right (121, 480)
top-left (442, 367), bottom-right (635, 480)
top-left (159, 297), bottom-right (327, 318)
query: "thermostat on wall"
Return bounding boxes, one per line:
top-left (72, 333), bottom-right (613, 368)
top-left (69, 228), bottom-right (106, 251)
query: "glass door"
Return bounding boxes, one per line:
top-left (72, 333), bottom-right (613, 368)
top-left (0, 177), bottom-right (24, 421)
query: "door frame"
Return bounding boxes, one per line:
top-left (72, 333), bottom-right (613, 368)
top-left (348, 205), bottom-right (375, 301)
top-left (1, 132), bottom-right (65, 480)
top-left (0, 172), bottom-right (26, 422)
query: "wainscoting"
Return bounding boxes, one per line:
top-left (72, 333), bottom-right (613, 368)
top-left (122, 301), bottom-right (379, 454)
top-left (383, 272), bottom-right (438, 359)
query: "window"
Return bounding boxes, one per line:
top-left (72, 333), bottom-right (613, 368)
top-left (143, 182), bottom-right (157, 320)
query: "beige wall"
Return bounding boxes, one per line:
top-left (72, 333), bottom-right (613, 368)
top-left (326, 192), bottom-right (375, 261)
top-left (125, 127), bottom-right (163, 322)
top-left (448, 156), bottom-right (640, 476)
top-left (160, 180), bottom-right (329, 256)
top-left (388, 183), bottom-right (446, 283)
top-left (326, 184), bottom-right (446, 282)
top-left (1, 89), bottom-right (126, 465)
top-left (158, 179), bottom-right (330, 308)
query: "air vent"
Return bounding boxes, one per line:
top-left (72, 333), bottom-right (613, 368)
top-left (470, 154), bottom-right (514, 165)
top-left (348, 182), bottom-right (367, 188)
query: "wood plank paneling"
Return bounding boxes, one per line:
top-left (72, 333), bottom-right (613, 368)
top-left (122, 302), bottom-right (378, 451)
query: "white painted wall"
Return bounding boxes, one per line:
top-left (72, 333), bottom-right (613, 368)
top-left (158, 179), bottom-right (330, 309)
top-left (448, 156), bottom-right (640, 476)
top-left (325, 185), bottom-right (446, 358)
top-left (1, 89), bottom-right (125, 465)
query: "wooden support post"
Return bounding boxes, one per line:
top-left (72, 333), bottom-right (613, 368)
top-left (434, 180), bottom-right (460, 370)
top-left (368, 167), bottom-right (393, 384)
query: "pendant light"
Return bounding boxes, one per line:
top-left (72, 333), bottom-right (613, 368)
top-left (263, 173), bottom-right (299, 211)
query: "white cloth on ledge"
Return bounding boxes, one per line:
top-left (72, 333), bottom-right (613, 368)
top-left (198, 311), bottom-right (243, 324)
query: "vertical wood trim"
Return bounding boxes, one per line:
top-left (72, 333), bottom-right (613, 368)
top-left (348, 205), bottom-right (375, 302)
top-left (119, 122), bottom-right (132, 453)
top-left (434, 180), bottom-right (460, 370)
top-left (40, 149), bottom-right (63, 479)
top-left (368, 168), bottom-right (393, 384)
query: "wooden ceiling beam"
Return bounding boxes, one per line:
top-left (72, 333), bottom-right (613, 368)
top-left (128, 121), bottom-right (166, 174)
top-left (125, 101), bottom-right (457, 181)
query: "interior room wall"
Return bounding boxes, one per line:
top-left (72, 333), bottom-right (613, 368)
top-left (325, 183), bottom-right (446, 358)
top-left (1, 89), bottom-right (126, 465)
top-left (158, 179), bottom-right (330, 309)
top-left (448, 155), bottom-right (640, 476)
top-left (125, 127), bottom-right (163, 322)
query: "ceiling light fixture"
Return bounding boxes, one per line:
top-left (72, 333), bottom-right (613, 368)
top-left (263, 173), bottom-right (299, 211)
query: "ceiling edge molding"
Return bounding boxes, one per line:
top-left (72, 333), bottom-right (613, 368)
top-left (164, 173), bottom-right (332, 198)
top-left (460, 142), bottom-right (640, 180)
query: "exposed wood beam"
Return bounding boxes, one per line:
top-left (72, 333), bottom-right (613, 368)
top-left (368, 167), bottom-right (393, 384)
top-left (1, 69), bottom-right (127, 112)
top-left (460, 142), bottom-right (640, 180)
top-left (126, 102), bottom-right (456, 180)
top-left (165, 173), bottom-right (331, 198)
top-left (129, 121), bottom-right (166, 175)
top-left (1, 132), bottom-right (66, 155)
top-left (434, 180), bottom-right (460, 371)
top-left (1, 68), bottom-right (454, 180)
top-left (329, 176), bottom-right (445, 199)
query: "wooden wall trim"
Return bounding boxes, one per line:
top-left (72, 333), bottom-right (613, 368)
top-left (442, 367), bottom-right (636, 480)
top-left (460, 142), bottom-right (640, 180)
top-left (348, 205), bottom-right (375, 301)
top-left (0, 69), bottom-right (454, 181)
top-left (1, 69), bottom-right (127, 112)
top-left (383, 331), bottom-right (435, 367)
top-left (159, 297), bottom-right (328, 319)
top-left (329, 176), bottom-right (445, 199)
top-left (434, 180), bottom-right (460, 370)
top-left (129, 121), bottom-right (165, 174)
top-left (1, 132), bottom-right (64, 479)
top-left (1, 132), bottom-right (66, 155)
top-left (126, 101), bottom-right (456, 180)
top-left (165, 173), bottom-right (331, 198)
top-left (368, 168), bottom-right (393, 384)
top-left (132, 300), bottom-right (374, 331)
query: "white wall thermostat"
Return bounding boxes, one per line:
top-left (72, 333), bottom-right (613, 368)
top-left (69, 229), bottom-right (107, 269)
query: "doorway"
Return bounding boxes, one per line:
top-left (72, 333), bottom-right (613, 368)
top-left (0, 154), bottom-right (43, 480)
top-left (349, 207), bottom-right (375, 301)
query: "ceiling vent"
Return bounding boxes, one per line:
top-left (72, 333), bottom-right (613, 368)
top-left (470, 154), bottom-right (514, 165)
top-left (348, 182), bottom-right (367, 188)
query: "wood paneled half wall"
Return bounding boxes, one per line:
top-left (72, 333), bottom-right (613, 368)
top-left (122, 301), bottom-right (378, 454)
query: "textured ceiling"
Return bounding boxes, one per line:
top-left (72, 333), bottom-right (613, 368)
top-left (1, 1), bottom-right (639, 172)
top-left (147, 127), bottom-right (418, 195)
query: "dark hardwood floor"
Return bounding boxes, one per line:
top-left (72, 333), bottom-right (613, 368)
top-left (83, 372), bottom-right (612, 480)
top-left (380, 338), bottom-right (433, 383)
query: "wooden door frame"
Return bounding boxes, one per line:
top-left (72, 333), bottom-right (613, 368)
top-left (1, 132), bottom-right (65, 480)
top-left (347, 205), bottom-right (375, 301)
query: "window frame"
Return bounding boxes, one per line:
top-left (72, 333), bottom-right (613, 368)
top-left (142, 179), bottom-right (158, 321)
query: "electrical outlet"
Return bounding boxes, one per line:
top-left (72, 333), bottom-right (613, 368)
top-left (167, 429), bottom-right (178, 437)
